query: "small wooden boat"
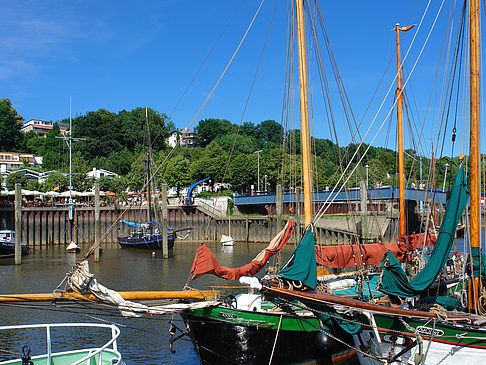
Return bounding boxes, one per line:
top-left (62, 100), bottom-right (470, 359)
top-left (0, 230), bottom-right (30, 259)
top-left (0, 322), bottom-right (123, 364)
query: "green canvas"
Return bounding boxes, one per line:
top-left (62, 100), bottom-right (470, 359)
top-left (278, 227), bottom-right (318, 290)
top-left (469, 246), bottom-right (486, 278)
top-left (379, 166), bottom-right (469, 298)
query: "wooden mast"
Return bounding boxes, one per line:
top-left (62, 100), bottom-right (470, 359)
top-left (395, 23), bottom-right (406, 236)
top-left (468, 0), bottom-right (481, 312)
top-left (295, 0), bottom-right (313, 227)
top-left (145, 107), bottom-right (153, 225)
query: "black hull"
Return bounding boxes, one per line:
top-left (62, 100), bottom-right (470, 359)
top-left (0, 242), bottom-right (31, 259)
top-left (181, 311), bottom-right (357, 365)
top-left (117, 235), bottom-right (174, 250)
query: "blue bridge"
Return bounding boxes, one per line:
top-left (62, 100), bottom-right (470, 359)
top-left (234, 186), bottom-right (448, 207)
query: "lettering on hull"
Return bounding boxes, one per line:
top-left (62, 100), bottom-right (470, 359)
top-left (416, 326), bottom-right (444, 337)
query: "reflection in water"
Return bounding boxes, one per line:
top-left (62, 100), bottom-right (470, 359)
top-left (0, 240), bottom-right (288, 364)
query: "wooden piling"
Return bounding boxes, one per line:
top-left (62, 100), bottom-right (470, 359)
top-left (14, 184), bottom-right (22, 265)
top-left (162, 184), bottom-right (169, 258)
top-left (360, 180), bottom-right (368, 240)
top-left (94, 183), bottom-right (101, 262)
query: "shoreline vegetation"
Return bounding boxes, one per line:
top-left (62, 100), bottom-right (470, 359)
top-left (2, 99), bottom-right (463, 196)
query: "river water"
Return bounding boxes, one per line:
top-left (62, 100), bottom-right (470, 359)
top-left (0, 241), bottom-right (295, 364)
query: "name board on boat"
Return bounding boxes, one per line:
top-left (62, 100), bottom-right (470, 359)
top-left (416, 326), bottom-right (444, 337)
top-left (218, 312), bottom-right (238, 319)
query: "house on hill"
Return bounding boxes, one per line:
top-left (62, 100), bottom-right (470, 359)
top-left (166, 128), bottom-right (197, 148)
top-left (21, 119), bottom-right (68, 137)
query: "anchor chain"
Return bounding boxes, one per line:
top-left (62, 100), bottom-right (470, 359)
top-left (168, 320), bottom-right (191, 354)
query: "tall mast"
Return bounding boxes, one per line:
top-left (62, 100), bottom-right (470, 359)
top-left (395, 23), bottom-right (406, 236)
top-left (56, 97), bottom-right (85, 220)
top-left (145, 107), bottom-right (153, 223)
top-left (469, 0), bottom-right (480, 312)
top-left (469, 0), bottom-right (480, 251)
top-left (295, 0), bottom-right (313, 227)
top-left (69, 98), bottom-right (73, 220)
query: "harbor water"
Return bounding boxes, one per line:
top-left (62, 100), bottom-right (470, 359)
top-left (0, 241), bottom-right (294, 364)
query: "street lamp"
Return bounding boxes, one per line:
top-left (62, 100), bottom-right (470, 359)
top-left (365, 165), bottom-right (369, 187)
top-left (255, 150), bottom-right (263, 192)
top-left (443, 163), bottom-right (449, 191)
top-left (264, 174), bottom-right (268, 192)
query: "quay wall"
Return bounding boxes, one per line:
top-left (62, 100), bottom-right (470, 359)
top-left (0, 206), bottom-right (396, 247)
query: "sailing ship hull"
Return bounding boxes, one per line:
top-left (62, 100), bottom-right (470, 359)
top-left (181, 306), bottom-right (358, 365)
top-left (354, 312), bottom-right (486, 364)
top-left (117, 233), bottom-right (174, 249)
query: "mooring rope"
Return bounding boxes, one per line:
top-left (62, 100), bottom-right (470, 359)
top-left (268, 314), bottom-right (283, 364)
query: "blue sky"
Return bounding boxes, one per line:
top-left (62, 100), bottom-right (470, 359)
top-left (1, 0), bottom-right (481, 158)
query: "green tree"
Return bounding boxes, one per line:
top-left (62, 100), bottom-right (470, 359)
top-left (162, 154), bottom-right (191, 191)
top-left (5, 172), bottom-right (28, 191)
top-left (43, 172), bottom-right (68, 192)
top-left (23, 130), bottom-right (45, 155)
top-left (72, 173), bottom-right (94, 192)
top-left (40, 125), bottom-right (66, 170)
top-left (227, 154), bottom-right (256, 192)
top-left (258, 120), bottom-right (281, 145)
top-left (26, 179), bottom-right (41, 191)
top-left (214, 133), bottom-right (260, 155)
top-left (117, 107), bottom-right (172, 153)
top-left (195, 118), bottom-right (234, 147)
top-left (190, 141), bottom-right (228, 182)
top-left (0, 98), bottom-right (24, 151)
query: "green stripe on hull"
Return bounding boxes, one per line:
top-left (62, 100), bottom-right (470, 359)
top-left (373, 313), bottom-right (486, 348)
top-left (189, 305), bottom-right (323, 332)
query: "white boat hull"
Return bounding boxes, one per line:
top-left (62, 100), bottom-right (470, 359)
top-left (354, 328), bottom-right (486, 364)
top-left (220, 234), bottom-right (234, 246)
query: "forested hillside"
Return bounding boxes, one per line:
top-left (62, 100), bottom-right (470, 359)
top-left (1, 98), bottom-right (461, 194)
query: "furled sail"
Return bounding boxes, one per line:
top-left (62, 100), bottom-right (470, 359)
top-left (277, 226), bottom-right (318, 290)
top-left (122, 219), bottom-right (163, 228)
top-left (315, 232), bottom-right (436, 268)
top-left (190, 219), bottom-right (295, 280)
top-left (378, 166), bottom-right (469, 298)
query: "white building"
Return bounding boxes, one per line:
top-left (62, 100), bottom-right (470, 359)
top-left (0, 152), bottom-right (43, 171)
top-left (166, 128), bottom-right (197, 148)
top-left (87, 168), bottom-right (119, 180)
top-left (21, 119), bottom-right (68, 137)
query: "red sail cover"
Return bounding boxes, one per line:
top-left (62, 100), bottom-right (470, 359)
top-left (190, 219), bottom-right (295, 280)
top-left (315, 232), bottom-right (436, 268)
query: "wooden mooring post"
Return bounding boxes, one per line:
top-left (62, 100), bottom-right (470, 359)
top-left (360, 180), bottom-right (368, 240)
top-left (14, 183), bottom-right (22, 265)
top-left (94, 183), bottom-right (101, 262)
top-left (161, 183), bottom-right (169, 259)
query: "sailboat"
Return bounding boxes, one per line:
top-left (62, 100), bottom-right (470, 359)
top-left (117, 108), bottom-right (175, 250)
top-left (220, 214), bottom-right (234, 246)
top-left (257, 2), bottom-right (486, 365)
top-left (178, 1), bottom-right (486, 365)
top-left (178, 1), bottom-right (361, 363)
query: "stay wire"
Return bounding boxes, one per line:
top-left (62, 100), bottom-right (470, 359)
top-left (314, 0), bottom-right (445, 224)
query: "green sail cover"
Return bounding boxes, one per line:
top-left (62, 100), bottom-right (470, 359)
top-left (379, 166), bottom-right (469, 298)
top-left (277, 227), bottom-right (361, 334)
top-left (469, 246), bottom-right (486, 278)
top-left (278, 227), bottom-right (317, 290)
